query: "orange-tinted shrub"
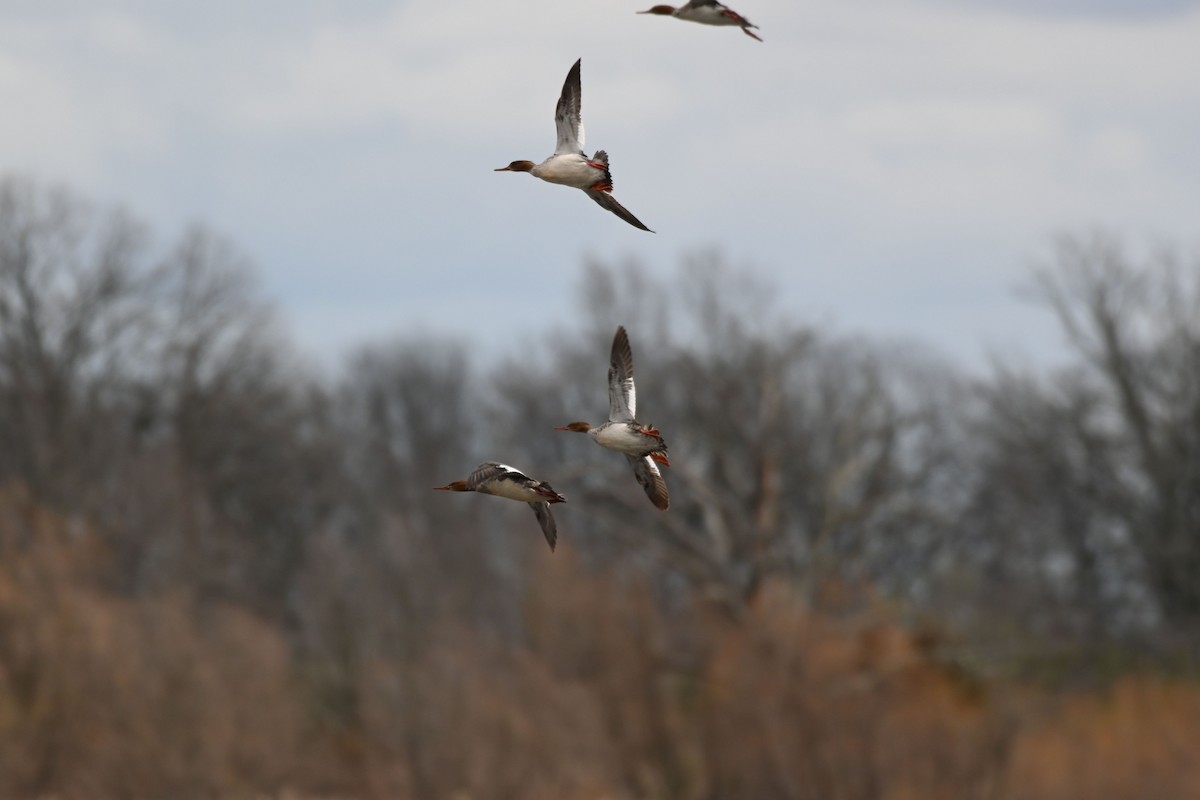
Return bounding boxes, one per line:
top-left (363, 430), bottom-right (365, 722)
top-left (4, 487), bottom-right (1200, 800)
top-left (0, 488), bottom-right (301, 799)
top-left (1007, 677), bottom-right (1200, 800)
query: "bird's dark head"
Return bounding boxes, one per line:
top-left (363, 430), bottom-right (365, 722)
top-left (637, 5), bottom-right (678, 15)
top-left (495, 160), bottom-right (536, 173)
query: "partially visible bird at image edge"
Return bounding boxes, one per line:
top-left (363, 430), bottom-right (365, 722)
top-left (637, 0), bottom-right (762, 41)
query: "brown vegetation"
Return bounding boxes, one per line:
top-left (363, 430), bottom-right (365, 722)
top-left (3, 509), bottom-right (1200, 799)
top-left (0, 488), bottom-right (300, 798)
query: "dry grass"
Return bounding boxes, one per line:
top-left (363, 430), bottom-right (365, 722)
top-left (1006, 677), bottom-right (1200, 800)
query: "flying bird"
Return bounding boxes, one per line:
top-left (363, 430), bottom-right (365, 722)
top-left (556, 326), bottom-right (670, 510)
top-left (495, 58), bottom-right (654, 232)
top-left (637, 0), bottom-right (762, 41)
top-left (434, 461), bottom-right (567, 551)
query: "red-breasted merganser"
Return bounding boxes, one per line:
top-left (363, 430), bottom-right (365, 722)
top-left (637, 1), bottom-right (762, 41)
top-left (434, 461), bottom-right (567, 551)
top-left (495, 58), bottom-right (654, 232)
top-left (556, 326), bottom-right (670, 510)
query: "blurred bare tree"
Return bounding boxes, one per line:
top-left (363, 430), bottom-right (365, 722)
top-left (1034, 233), bottom-right (1200, 629)
top-left (0, 176), bottom-right (341, 611)
top-left (0, 177), bottom-right (153, 507)
top-left (959, 233), bottom-right (1200, 637)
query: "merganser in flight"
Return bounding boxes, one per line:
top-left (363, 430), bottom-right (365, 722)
top-left (637, 1), bottom-right (762, 42)
top-left (495, 58), bottom-right (653, 232)
top-left (556, 326), bottom-right (669, 510)
top-left (434, 461), bottom-right (567, 551)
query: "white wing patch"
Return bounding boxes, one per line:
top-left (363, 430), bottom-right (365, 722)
top-left (607, 325), bottom-right (638, 421)
top-left (553, 59), bottom-right (584, 156)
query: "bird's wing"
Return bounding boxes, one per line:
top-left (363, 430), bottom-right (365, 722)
top-left (467, 461), bottom-right (517, 490)
top-left (554, 58), bottom-right (584, 155)
top-left (608, 325), bottom-right (636, 421)
top-left (528, 502), bottom-right (558, 551)
top-left (626, 455), bottom-right (669, 510)
top-left (585, 188), bottom-right (654, 232)
top-left (580, 151), bottom-right (653, 232)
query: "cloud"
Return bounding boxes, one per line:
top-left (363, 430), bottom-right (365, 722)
top-left (1, 0), bottom-right (1198, 369)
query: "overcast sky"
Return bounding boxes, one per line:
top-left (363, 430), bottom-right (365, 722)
top-left (2, 0), bottom-right (1198, 370)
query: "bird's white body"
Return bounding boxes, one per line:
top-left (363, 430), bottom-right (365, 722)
top-left (589, 420), bottom-right (661, 456)
top-left (476, 470), bottom-right (551, 503)
top-left (675, 4), bottom-right (737, 24)
top-left (531, 153), bottom-right (606, 189)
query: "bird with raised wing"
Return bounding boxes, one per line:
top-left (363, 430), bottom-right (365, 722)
top-left (556, 326), bottom-right (669, 510)
top-left (495, 58), bottom-right (654, 232)
top-left (434, 461), bottom-right (567, 551)
top-left (637, 0), bottom-right (762, 41)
